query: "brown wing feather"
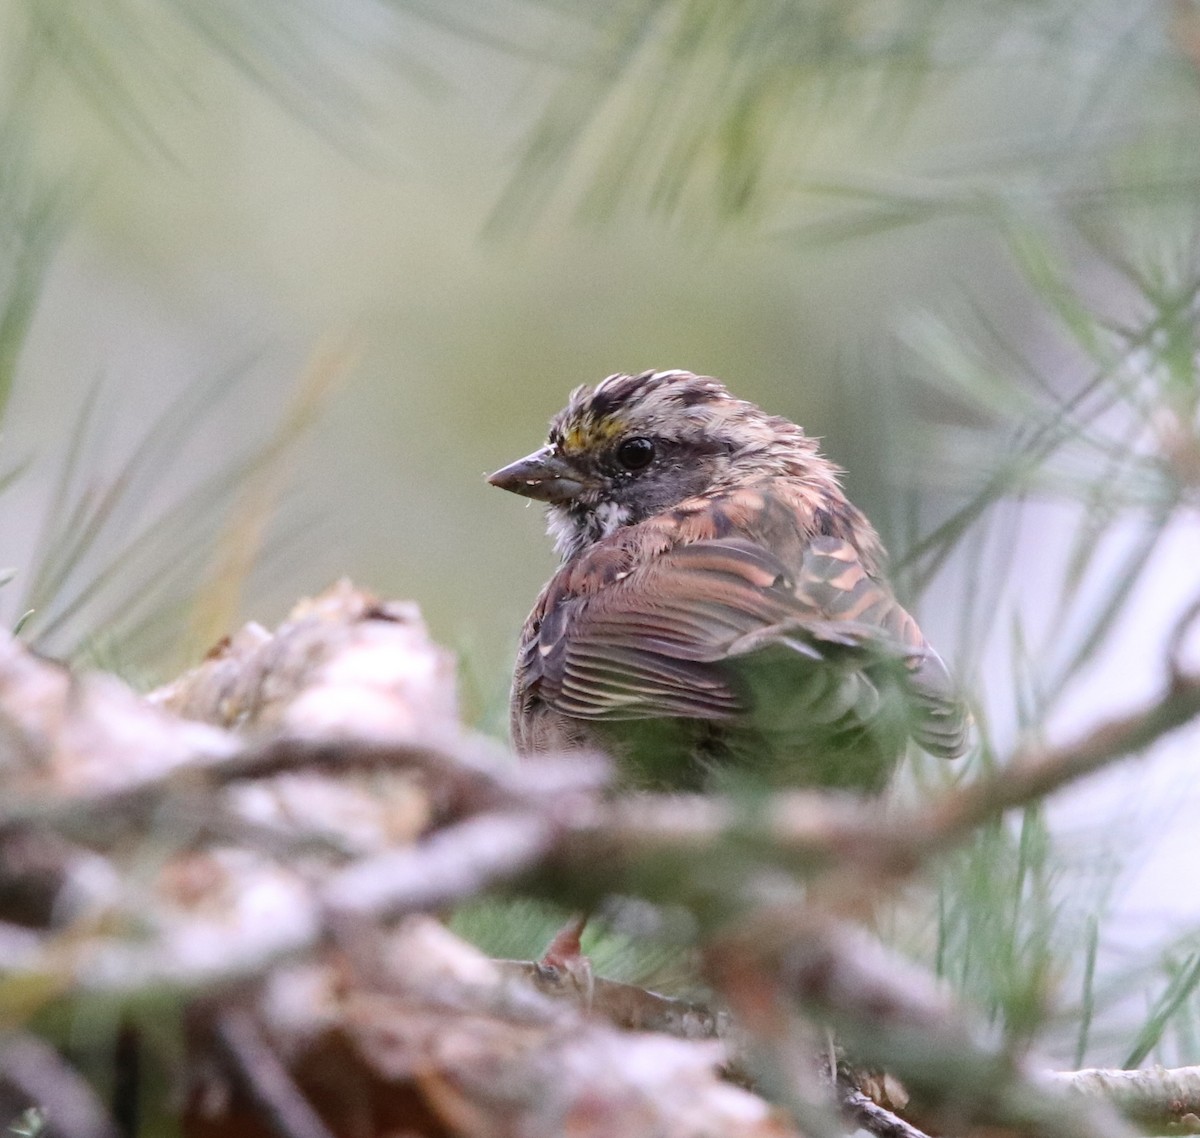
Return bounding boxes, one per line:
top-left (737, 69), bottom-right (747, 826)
top-left (515, 485), bottom-right (969, 758)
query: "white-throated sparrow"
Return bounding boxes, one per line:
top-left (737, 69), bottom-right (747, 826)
top-left (489, 370), bottom-right (968, 791)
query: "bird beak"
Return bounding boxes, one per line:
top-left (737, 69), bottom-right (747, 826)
top-left (487, 445), bottom-right (587, 503)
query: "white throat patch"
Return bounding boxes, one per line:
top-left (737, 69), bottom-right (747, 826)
top-left (547, 499), bottom-right (632, 561)
top-left (592, 499), bottom-right (631, 537)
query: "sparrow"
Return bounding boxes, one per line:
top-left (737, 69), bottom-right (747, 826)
top-left (488, 370), bottom-right (968, 792)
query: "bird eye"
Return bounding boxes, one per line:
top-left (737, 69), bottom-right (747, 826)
top-left (615, 436), bottom-right (655, 471)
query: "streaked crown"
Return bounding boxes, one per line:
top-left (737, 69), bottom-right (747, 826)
top-left (550, 370), bottom-right (747, 457)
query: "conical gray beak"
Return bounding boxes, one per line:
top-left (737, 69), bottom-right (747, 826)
top-left (487, 445), bottom-right (587, 503)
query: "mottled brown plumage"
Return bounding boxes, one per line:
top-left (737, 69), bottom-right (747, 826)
top-left (489, 370), bottom-right (968, 791)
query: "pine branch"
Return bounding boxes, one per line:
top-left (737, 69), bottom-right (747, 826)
top-left (1052, 1065), bottom-right (1200, 1131)
top-left (2, 581), bottom-right (1198, 1137)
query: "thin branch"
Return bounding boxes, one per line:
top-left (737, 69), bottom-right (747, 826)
top-left (913, 670), bottom-right (1200, 854)
top-left (706, 906), bottom-right (1140, 1138)
top-left (216, 735), bottom-right (608, 812)
top-left (839, 1089), bottom-right (932, 1138)
top-left (1052, 1064), bottom-right (1200, 1130)
top-left (0, 1034), bottom-right (118, 1138)
top-left (213, 1008), bottom-right (338, 1138)
top-left (548, 665), bottom-right (1200, 893)
top-left (0, 723), bottom-right (604, 849)
top-left (323, 809), bottom-right (558, 920)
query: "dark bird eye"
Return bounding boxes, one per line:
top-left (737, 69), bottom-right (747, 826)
top-left (616, 436), bottom-right (655, 471)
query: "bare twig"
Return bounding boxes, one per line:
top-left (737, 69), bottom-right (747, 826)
top-left (707, 905), bottom-right (970, 1056)
top-left (913, 672), bottom-right (1200, 854)
top-left (706, 905), bottom-right (1140, 1138)
top-left (0, 1033), bottom-right (118, 1138)
top-left (213, 1007), bottom-right (338, 1138)
top-left (323, 809), bottom-right (559, 920)
top-left (839, 1089), bottom-right (932, 1138)
top-left (1052, 1064), bottom-right (1200, 1130)
top-left (0, 736), bottom-right (606, 844)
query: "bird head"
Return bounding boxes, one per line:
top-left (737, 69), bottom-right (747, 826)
top-left (488, 369), bottom-right (837, 561)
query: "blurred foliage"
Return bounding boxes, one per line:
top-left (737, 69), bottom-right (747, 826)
top-left (488, 0), bottom-right (1200, 235)
top-left (12, 0), bottom-right (447, 157)
top-left (888, 207), bottom-right (1200, 1065)
top-left (0, 87), bottom-right (71, 427)
top-left (902, 223), bottom-right (1199, 674)
top-left (11, 356), bottom-right (338, 677)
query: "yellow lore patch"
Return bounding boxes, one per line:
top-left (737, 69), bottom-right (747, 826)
top-left (559, 415), bottom-right (624, 453)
